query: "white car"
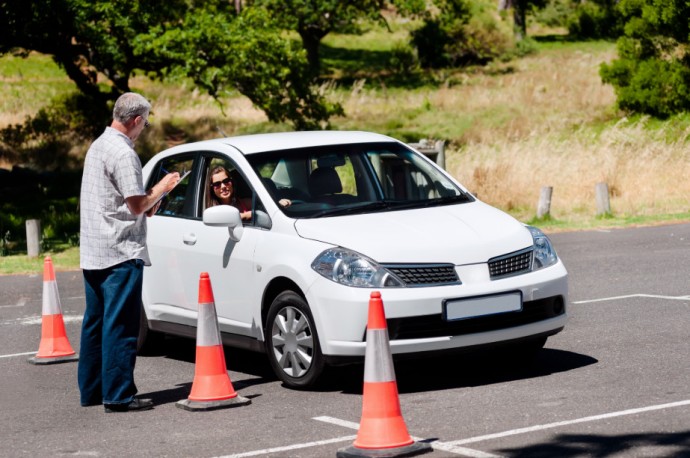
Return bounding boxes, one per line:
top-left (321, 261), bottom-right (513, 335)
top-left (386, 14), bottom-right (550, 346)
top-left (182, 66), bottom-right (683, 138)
top-left (139, 130), bottom-right (568, 388)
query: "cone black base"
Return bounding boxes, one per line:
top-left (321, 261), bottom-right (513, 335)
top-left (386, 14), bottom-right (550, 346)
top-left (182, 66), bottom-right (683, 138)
top-left (337, 441), bottom-right (432, 458)
top-left (27, 354), bottom-right (79, 365)
top-left (175, 394), bottom-right (251, 412)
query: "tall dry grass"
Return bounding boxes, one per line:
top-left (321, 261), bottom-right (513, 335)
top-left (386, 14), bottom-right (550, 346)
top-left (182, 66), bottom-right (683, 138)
top-left (335, 44), bottom-right (690, 225)
top-left (450, 121), bottom-right (690, 223)
top-left (3, 41), bottom-right (690, 227)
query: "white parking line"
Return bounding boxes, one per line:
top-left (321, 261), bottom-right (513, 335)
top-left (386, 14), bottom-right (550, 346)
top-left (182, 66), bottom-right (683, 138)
top-left (0, 297), bottom-right (29, 308)
top-left (0, 314), bottom-right (83, 326)
top-left (313, 416), bottom-right (501, 457)
top-left (315, 400), bottom-right (690, 456)
top-left (0, 351), bottom-right (37, 359)
top-left (445, 399), bottom-right (690, 446)
top-left (214, 435), bottom-right (356, 458)
top-left (573, 293), bottom-right (690, 304)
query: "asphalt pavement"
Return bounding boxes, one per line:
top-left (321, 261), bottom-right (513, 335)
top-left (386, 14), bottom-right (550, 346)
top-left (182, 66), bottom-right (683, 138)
top-left (1, 223), bottom-right (689, 457)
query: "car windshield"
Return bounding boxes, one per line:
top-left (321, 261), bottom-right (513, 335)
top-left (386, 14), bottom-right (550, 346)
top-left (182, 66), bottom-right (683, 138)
top-left (248, 141), bottom-right (473, 218)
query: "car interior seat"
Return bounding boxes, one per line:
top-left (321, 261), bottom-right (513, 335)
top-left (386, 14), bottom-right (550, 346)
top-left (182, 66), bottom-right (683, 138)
top-left (261, 177), bottom-right (279, 199)
top-left (308, 167), bottom-right (342, 200)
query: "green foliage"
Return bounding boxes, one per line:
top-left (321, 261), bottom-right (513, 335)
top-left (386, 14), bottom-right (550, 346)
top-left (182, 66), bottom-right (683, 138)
top-left (532, 0), bottom-right (575, 28)
top-left (0, 92), bottom-right (110, 169)
top-left (0, 167), bottom-right (81, 256)
top-left (249, 0), bottom-right (388, 72)
top-left (567, 0), bottom-right (623, 39)
top-left (1, 0), bottom-right (341, 136)
top-left (136, 8), bottom-right (342, 130)
top-left (600, 0), bottom-right (690, 118)
top-left (411, 0), bottom-right (516, 68)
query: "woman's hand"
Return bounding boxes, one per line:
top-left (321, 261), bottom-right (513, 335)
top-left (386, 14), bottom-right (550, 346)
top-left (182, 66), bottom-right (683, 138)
top-left (278, 199), bottom-right (292, 207)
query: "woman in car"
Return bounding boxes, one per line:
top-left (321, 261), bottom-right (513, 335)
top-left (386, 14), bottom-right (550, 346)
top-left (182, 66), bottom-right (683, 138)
top-left (208, 166), bottom-right (292, 221)
top-left (208, 166), bottom-right (253, 220)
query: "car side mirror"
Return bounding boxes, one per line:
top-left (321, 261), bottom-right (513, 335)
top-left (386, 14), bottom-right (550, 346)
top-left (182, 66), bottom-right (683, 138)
top-left (203, 205), bottom-right (244, 242)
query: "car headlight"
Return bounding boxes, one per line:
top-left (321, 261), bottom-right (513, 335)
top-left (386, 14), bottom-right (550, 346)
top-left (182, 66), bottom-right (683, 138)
top-left (527, 226), bottom-right (558, 270)
top-left (311, 248), bottom-right (405, 287)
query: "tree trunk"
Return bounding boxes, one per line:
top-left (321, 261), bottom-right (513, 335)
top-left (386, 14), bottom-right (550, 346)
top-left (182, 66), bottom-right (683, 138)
top-left (497, 0), bottom-right (527, 40)
top-left (298, 29), bottom-right (324, 75)
top-left (514, 1), bottom-right (527, 41)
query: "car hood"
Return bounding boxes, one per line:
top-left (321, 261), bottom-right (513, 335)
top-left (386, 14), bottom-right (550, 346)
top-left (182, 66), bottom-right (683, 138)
top-left (293, 201), bottom-right (533, 265)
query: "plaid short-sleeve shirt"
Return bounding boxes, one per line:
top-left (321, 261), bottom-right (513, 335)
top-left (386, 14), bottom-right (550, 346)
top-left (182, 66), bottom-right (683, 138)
top-left (80, 127), bottom-right (151, 270)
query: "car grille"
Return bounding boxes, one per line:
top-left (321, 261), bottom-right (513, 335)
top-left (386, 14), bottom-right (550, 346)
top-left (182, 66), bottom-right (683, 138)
top-left (488, 248), bottom-right (533, 279)
top-left (383, 264), bottom-right (460, 287)
top-left (382, 296), bottom-right (564, 341)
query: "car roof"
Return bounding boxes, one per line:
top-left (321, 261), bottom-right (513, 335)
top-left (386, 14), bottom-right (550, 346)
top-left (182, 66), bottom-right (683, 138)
top-left (190, 130), bottom-right (399, 155)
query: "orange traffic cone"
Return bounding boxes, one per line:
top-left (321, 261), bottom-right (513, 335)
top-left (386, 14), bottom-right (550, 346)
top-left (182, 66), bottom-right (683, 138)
top-left (337, 292), bottom-right (431, 458)
top-left (176, 272), bottom-right (251, 411)
top-left (28, 256), bottom-right (78, 365)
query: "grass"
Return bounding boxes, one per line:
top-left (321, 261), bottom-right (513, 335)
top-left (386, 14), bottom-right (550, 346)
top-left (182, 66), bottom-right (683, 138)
top-left (3, 18), bottom-right (690, 274)
top-left (0, 246), bottom-right (79, 275)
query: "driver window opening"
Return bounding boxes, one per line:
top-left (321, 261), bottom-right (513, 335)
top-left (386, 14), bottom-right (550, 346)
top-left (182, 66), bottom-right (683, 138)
top-left (205, 159), bottom-right (255, 223)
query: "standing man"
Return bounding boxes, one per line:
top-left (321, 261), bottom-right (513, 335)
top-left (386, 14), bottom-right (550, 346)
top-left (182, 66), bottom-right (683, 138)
top-left (78, 92), bottom-right (179, 413)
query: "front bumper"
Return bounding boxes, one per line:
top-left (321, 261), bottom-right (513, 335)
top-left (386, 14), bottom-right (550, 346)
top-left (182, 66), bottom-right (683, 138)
top-left (305, 259), bottom-right (568, 357)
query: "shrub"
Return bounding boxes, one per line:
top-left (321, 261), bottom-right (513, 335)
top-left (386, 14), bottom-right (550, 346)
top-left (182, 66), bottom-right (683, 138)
top-left (601, 57), bottom-right (690, 118)
top-left (411, 0), bottom-right (515, 68)
top-left (0, 167), bottom-right (81, 255)
top-left (568, 0), bottom-right (623, 39)
top-left (0, 92), bottom-right (110, 171)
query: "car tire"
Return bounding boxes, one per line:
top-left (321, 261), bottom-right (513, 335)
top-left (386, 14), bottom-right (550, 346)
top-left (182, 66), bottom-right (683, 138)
top-left (265, 291), bottom-right (325, 389)
top-left (137, 305), bottom-right (165, 356)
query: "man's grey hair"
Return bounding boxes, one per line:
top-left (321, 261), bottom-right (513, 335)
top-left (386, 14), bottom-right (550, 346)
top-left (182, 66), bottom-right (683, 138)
top-left (112, 92), bottom-right (151, 124)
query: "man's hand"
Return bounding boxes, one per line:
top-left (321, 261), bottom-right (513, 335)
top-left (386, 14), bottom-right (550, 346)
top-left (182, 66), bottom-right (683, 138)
top-left (160, 172), bottom-right (181, 192)
top-left (125, 171), bottom-right (181, 216)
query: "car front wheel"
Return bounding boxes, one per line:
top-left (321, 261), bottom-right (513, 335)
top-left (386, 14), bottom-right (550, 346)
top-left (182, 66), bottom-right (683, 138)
top-left (265, 291), bottom-right (325, 389)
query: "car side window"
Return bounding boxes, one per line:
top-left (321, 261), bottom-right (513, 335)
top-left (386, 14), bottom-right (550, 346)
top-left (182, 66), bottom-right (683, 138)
top-left (149, 155), bottom-right (196, 217)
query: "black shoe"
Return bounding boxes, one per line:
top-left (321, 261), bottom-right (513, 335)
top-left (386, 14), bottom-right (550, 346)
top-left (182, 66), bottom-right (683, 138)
top-left (104, 398), bottom-right (153, 413)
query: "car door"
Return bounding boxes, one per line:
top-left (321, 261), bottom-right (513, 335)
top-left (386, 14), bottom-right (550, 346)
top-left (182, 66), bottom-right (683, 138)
top-left (186, 153), bottom-right (266, 338)
top-left (144, 153), bottom-right (199, 326)
top-left (145, 151), bottom-right (264, 339)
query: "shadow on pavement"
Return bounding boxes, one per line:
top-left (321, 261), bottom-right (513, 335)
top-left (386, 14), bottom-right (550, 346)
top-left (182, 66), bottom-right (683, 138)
top-left (142, 336), bottom-right (597, 395)
top-left (333, 348), bottom-right (598, 395)
top-left (498, 430), bottom-right (690, 457)
top-left (145, 335), bottom-right (278, 384)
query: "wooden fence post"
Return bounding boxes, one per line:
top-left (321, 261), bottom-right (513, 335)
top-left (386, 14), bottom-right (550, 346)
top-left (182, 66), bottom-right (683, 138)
top-left (537, 186), bottom-right (553, 219)
top-left (407, 139), bottom-right (446, 170)
top-left (595, 182), bottom-right (611, 216)
top-left (26, 219), bottom-right (41, 258)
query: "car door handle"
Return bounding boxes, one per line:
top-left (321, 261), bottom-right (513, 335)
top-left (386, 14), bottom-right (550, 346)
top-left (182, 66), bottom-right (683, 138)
top-left (182, 233), bottom-right (197, 245)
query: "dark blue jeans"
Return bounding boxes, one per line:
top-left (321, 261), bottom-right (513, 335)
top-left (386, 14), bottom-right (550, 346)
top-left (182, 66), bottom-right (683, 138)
top-left (78, 259), bottom-right (143, 406)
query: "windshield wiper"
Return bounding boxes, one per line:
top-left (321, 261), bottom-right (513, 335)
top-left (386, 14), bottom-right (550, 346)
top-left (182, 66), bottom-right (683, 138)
top-left (383, 193), bottom-right (474, 211)
top-left (307, 201), bottom-right (391, 218)
top-left (428, 193), bottom-right (474, 206)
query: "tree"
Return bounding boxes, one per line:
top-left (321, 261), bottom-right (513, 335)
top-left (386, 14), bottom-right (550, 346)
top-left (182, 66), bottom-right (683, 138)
top-left (136, 7), bottom-right (342, 129)
top-left (249, 0), bottom-right (389, 74)
top-left (600, 0), bottom-right (690, 118)
top-left (498, 0), bottom-right (548, 40)
top-left (567, 0), bottom-right (623, 39)
top-left (411, 0), bottom-right (517, 69)
top-left (0, 0), bottom-right (340, 130)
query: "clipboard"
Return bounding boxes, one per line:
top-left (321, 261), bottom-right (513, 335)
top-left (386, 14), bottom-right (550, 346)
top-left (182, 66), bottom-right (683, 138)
top-left (154, 169), bottom-right (192, 206)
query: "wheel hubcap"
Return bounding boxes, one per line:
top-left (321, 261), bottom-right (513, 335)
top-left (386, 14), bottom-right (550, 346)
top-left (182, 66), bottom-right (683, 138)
top-left (271, 306), bottom-right (313, 378)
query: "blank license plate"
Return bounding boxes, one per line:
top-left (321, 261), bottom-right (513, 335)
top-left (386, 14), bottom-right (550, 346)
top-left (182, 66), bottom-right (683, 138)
top-left (443, 292), bottom-right (522, 321)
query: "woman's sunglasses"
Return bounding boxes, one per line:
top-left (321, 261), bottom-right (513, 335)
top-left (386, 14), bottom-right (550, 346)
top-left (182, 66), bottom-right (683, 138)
top-left (211, 177), bottom-right (232, 189)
